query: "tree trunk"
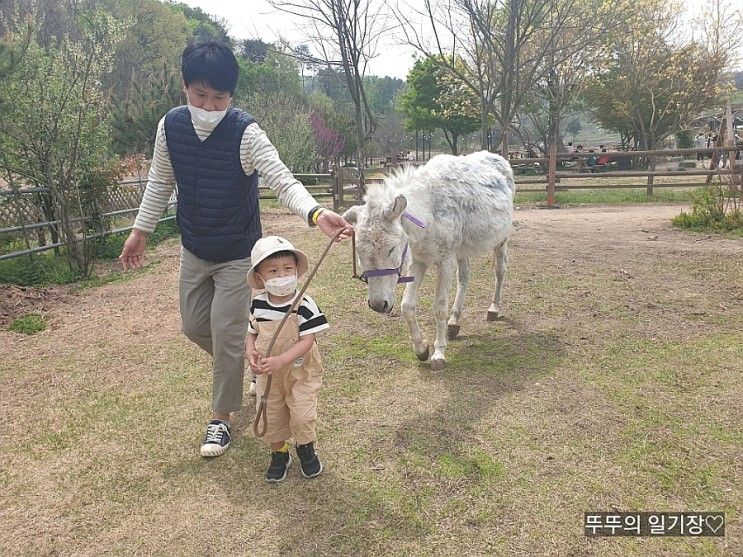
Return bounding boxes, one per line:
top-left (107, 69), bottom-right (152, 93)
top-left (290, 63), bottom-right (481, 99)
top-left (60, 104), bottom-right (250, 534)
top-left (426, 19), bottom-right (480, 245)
top-left (480, 101), bottom-right (489, 150)
top-left (354, 103), bottom-right (366, 199)
top-left (547, 96), bottom-right (560, 207)
top-left (500, 127), bottom-right (509, 157)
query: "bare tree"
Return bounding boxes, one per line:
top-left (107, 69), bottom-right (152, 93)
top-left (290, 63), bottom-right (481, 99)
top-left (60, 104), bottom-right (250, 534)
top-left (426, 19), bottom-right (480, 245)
top-left (393, 0), bottom-right (624, 154)
top-left (269, 0), bottom-right (390, 195)
top-left (693, 0), bottom-right (742, 68)
top-left (529, 1), bottom-right (626, 154)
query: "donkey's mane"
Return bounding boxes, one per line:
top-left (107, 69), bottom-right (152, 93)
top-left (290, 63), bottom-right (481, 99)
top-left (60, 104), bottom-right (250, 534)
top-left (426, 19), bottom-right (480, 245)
top-left (384, 163), bottom-right (420, 191)
top-left (363, 164), bottom-right (421, 212)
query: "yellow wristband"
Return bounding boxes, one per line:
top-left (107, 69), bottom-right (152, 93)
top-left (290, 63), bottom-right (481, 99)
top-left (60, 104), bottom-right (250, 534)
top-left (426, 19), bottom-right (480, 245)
top-left (311, 208), bottom-right (325, 225)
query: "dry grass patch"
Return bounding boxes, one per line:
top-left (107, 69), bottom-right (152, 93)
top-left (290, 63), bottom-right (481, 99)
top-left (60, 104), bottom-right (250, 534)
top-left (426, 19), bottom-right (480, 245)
top-left (1, 205), bottom-right (740, 556)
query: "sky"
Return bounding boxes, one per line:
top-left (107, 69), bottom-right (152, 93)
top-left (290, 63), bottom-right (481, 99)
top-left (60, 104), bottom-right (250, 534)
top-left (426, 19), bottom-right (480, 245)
top-left (181, 0), bottom-right (423, 80)
top-left (178, 0), bottom-right (741, 80)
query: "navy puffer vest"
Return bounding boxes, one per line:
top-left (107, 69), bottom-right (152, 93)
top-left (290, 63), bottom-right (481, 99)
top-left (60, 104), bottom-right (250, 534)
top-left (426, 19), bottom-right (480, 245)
top-left (165, 106), bottom-right (261, 262)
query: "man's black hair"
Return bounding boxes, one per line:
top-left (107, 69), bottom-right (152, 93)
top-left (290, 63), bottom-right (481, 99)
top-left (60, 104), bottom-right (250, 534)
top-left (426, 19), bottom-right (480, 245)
top-left (181, 41), bottom-right (239, 95)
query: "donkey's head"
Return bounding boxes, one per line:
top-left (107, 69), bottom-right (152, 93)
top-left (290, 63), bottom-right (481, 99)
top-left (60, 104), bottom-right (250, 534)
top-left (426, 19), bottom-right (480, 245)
top-left (343, 190), bottom-right (410, 314)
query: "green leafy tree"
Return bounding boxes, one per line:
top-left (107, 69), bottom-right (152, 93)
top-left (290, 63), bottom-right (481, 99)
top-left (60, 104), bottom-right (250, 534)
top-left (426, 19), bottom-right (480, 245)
top-left (365, 76), bottom-right (405, 115)
top-left (587, 1), bottom-right (730, 152)
top-left (239, 38), bottom-right (270, 62)
top-left (308, 91), bottom-right (358, 163)
top-left (95, 0), bottom-right (191, 154)
top-left (585, 0), bottom-right (734, 193)
top-left (400, 57), bottom-right (480, 155)
top-left (168, 3), bottom-right (232, 46)
top-left (235, 49), bottom-right (303, 100)
top-left (0, 14), bottom-right (122, 276)
top-left (233, 48), bottom-right (315, 171)
top-left (309, 67), bottom-right (353, 106)
top-left (243, 92), bottom-right (316, 172)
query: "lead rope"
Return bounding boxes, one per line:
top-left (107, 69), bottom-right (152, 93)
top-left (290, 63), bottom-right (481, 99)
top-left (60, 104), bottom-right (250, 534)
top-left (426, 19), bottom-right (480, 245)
top-left (253, 228), bottom-right (345, 437)
top-left (352, 231), bottom-right (359, 279)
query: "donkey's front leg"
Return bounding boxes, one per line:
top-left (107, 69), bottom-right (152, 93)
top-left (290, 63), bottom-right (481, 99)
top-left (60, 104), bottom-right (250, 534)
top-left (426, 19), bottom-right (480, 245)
top-left (401, 260), bottom-right (429, 361)
top-left (431, 257), bottom-right (456, 370)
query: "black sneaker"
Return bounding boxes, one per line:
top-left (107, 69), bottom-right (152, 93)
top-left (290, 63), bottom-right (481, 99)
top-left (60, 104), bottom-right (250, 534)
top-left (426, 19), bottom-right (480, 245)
top-left (296, 442), bottom-right (323, 478)
top-left (266, 451), bottom-right (292, 483)
top-left (200, 419), bottom-right (231, 457)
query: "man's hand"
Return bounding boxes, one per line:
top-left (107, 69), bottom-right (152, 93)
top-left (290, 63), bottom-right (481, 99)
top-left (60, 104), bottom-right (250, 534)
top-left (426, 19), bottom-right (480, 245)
top-left (119, 229), bottom-right (148, 271)
top-left (317, 210), bottom-right (353, 241)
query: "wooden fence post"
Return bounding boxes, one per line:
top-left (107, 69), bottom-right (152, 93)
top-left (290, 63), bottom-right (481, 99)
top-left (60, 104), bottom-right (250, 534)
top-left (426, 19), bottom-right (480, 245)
top-left (332, 165), bottom-right (344, 212)
top-left (724, 104), bottom-right (739, 196)
top-left (547, 143), bottom-right (558, 206)
top-left (11, 185), bottom-right (33, 256)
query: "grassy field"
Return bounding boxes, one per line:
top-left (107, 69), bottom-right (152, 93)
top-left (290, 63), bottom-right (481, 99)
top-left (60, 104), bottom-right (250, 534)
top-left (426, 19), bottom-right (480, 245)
top-left (0, 203), bottom-right (741, 556)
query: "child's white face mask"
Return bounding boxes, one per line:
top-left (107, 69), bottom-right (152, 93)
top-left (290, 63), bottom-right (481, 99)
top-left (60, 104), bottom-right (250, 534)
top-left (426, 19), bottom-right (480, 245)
top-left (262, 275), bottom-right (297, 297)
top-left (186, 96), bottom-right (227, 129)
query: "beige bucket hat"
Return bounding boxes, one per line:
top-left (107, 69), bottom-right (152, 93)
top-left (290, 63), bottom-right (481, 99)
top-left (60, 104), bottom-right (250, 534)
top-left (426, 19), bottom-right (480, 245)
top-left (247, 236), bottom-right (309, 289)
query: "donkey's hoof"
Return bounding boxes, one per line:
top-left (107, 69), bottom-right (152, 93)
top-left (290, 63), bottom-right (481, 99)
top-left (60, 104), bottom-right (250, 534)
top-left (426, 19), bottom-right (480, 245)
top-left (430, 358), bottom-right (446, 371)
top-left (415, 345), bottom-right (430, 361)
top-left (487, 310), bottom-right (500, 321)
top-left (447, 324), bottom-right (460, 339)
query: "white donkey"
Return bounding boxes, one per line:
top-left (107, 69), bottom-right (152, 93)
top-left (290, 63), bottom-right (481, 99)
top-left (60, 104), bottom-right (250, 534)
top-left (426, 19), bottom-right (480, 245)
top-left (343, 150), bottom-right (515, 370)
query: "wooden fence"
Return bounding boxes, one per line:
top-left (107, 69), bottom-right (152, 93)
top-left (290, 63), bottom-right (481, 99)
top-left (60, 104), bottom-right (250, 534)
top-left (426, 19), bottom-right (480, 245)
top-left (2, 146), bottom-right (741, 261)
top-left (511, 146), bottom-right (743, 207)
top-left (325, 146), bottom-right (743, 209)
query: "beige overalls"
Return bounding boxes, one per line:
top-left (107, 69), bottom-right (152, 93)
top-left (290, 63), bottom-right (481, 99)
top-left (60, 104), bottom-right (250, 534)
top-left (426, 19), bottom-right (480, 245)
top-left (252, 312), bottom-right (324, 445)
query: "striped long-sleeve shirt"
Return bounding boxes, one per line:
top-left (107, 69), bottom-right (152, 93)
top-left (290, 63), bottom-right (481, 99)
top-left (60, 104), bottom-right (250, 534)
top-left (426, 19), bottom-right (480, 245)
top-left (133, 116), bottom-right (319, 233)
top-left (248, 292), bottom-right (329, 337)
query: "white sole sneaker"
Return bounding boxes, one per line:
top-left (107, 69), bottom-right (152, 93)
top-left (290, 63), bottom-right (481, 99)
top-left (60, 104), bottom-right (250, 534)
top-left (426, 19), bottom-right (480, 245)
top-left (200, 442), bottom-right (230, 457)
top-left (200, 420), bottom-right (231, 457)
top-left (248, 381), bottom-right (257, 396)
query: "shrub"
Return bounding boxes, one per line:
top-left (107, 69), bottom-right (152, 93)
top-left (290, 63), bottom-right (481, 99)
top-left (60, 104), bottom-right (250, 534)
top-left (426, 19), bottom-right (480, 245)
top-left (9, 313), bottom-right (47, 335)
top-left (673, 184), bottom-right (743, 233)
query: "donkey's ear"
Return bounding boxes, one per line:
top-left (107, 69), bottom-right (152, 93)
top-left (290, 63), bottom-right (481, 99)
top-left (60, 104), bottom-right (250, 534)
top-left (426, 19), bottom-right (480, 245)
top-left (387, 194), bottom-right (407, 220)
top-left (342, 205), bottom-right (361, 224)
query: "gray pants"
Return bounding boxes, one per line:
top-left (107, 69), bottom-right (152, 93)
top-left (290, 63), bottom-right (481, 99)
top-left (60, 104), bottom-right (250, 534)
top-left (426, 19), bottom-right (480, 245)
top-left (179, 247), bottom-right (251, 414)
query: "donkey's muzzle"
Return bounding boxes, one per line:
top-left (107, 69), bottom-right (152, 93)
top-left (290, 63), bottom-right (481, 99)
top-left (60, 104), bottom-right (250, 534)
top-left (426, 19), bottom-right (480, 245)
top-left (368, 299), bottom-right (393, 314)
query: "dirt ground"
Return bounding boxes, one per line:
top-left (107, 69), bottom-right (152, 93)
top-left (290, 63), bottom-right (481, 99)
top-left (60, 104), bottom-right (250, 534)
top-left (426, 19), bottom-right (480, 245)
top-left (1, 203), bottom-right (737, 329)
top-left (1, 203), bottom-right (741, 556)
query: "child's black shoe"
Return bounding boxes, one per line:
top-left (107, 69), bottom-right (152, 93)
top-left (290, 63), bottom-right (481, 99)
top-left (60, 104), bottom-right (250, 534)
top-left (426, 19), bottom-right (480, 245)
top-left (296, 442), bottom-right (323, 478)
top-left (266, 450), bottom-right (291, 483)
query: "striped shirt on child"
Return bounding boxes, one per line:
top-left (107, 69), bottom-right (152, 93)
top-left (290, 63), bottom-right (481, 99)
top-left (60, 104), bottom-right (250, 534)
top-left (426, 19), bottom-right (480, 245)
top-left (248, 292), bottom-right (329, 337)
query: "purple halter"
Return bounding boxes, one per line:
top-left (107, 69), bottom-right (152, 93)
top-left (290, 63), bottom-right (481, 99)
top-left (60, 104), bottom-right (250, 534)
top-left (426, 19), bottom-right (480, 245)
top-left (354, 211), bottom-right (426, 284)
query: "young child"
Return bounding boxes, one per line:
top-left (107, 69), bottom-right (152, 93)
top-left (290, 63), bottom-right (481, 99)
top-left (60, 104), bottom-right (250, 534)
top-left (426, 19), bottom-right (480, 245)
top-left (246, 236), bottom-right (329, 482)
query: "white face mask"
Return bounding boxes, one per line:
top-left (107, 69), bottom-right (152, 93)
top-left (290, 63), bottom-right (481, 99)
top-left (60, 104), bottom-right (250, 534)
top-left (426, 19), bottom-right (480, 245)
top-left (186, 98), bottom-right (227, 129)
top-left (262, 275), bottom-right (297, 297)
